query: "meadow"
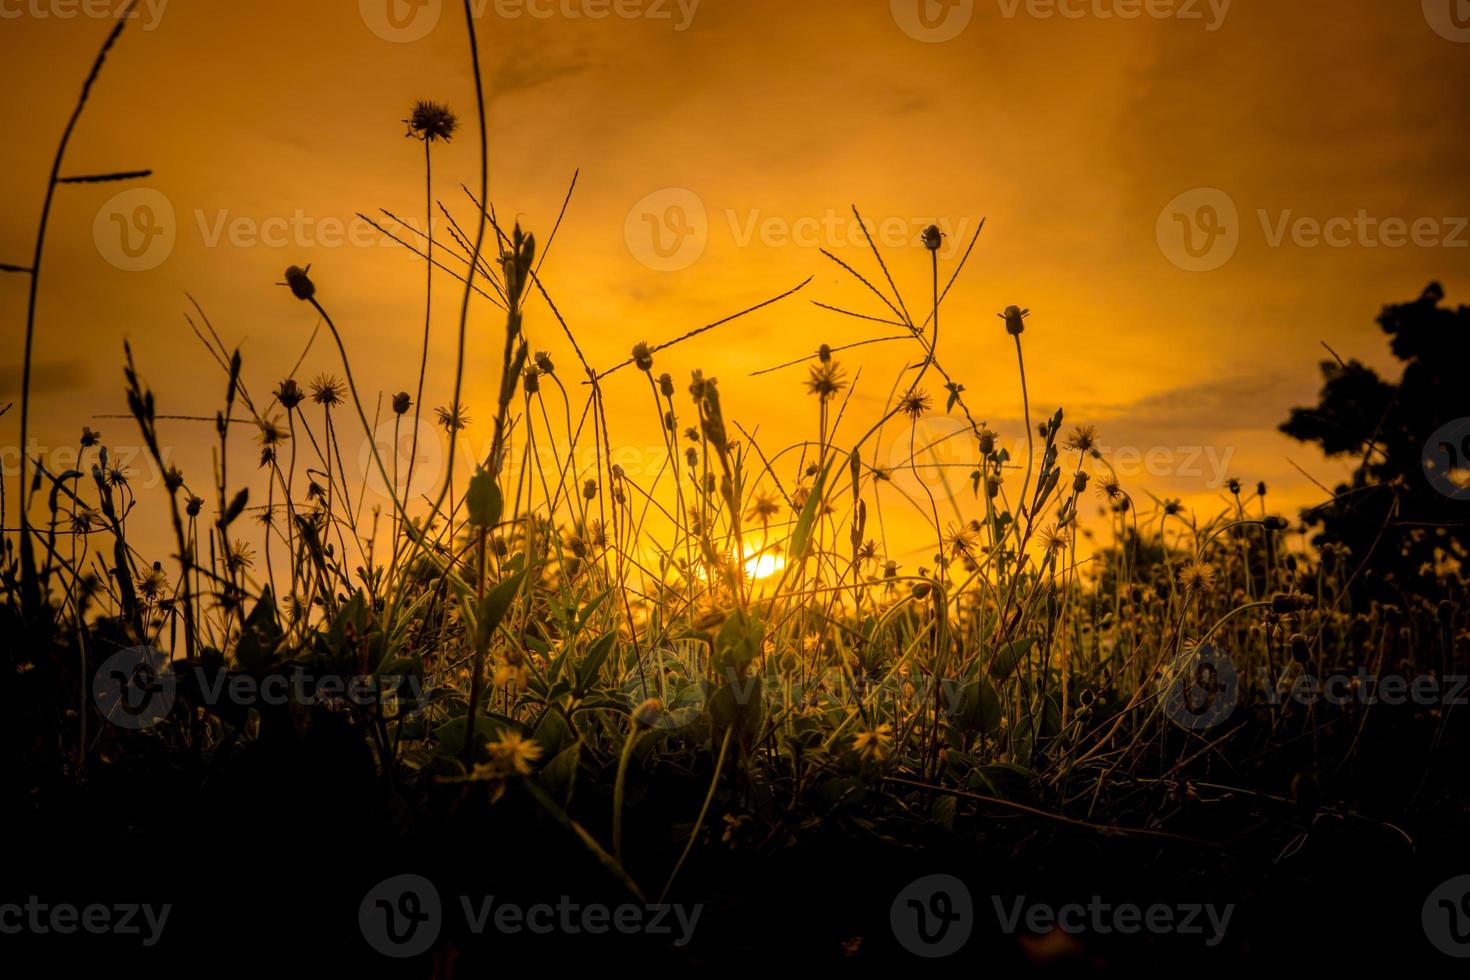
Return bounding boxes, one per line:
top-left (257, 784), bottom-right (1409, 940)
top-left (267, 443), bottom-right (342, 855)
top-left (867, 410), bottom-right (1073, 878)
top-left (4, 4), bottom-right (1468, 974)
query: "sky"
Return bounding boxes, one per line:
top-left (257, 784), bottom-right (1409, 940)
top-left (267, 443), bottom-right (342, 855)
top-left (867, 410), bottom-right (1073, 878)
top-left (2, 0), bottom-right (1469, 568)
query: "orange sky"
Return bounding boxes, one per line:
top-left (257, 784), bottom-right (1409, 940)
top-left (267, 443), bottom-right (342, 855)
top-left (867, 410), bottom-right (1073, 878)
top-left (3, 0), bottom-right (1469, 567)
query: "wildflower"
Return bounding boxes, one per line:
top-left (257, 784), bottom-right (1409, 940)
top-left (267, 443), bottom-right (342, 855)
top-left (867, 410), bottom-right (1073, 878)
top-left (275, 378), bottom-right (305, 409)
top-left (1064, 425), bottom-right (1097, 454)
top-left (899, 387), bottom-right (931, 419)
top-left (280, 265), bottom-right (315, 301)
top-left (658, 372), bottom-right (675, 398)
top-left (583, 479), bottom-right (598, 500)
top-left (999, 305), bottom-right (1030, 336)
top-left (256, 415), bottom-right (289, 447)
top-left (1038, 523), bottom-right (1072, 557)
top-left (163, 467), bottom-right (185, 492)
top-left (136, 563), bottom-right (168, 600)
top-left (977, 428), bottom-right (997, 456)
top-left (745, 492), bottom-right (781, 526)
top-left (805, 362), bottom-right (847, 401)
top-left (106, 465), bottom-right (130, 489)
top-left (857, 540), bottom-right (879, 565)
top-left (434, 403), bottom-right (471, 432)
top-left (522, 366), bottom-right (540, 394)
top-left (392, 392), bottom-right (413, 415)
top-left (186, 495), bottom-right (204, 517)
top-left (946, 523), bottom-right (980, 558)
top-left (1072, 471), bottom-right (1090, 494)
top-left (632, 342), bottom-right (654, 372)
top-left (487, 731), bottom-right (543, 775)
top-left (225, 539), bottom-right (255, 572)
top-left (534, 351), bottom-right (555, 374)
top-left (818, 343), bottom-right (833, 363)
top-left (69, 508), bottom-right (102, 535)
top-left (685, 447), bottom-right (698, 468)
top-left (404, 100), bottom-right (458, 143)
top-left (1163, 499), bottom-right (1183, 517)
top-left (1179, 560), bottom-right (1217, 594)
top-left (1096, 477), bottom-right (1123, 503)
top-left (853, 723), bottom-right (893, 762)
top-left (921, 224), bottom-right (943, 251)
top-left (309, 375), bottom-right (345, 408)
top-left (80, 426), bottom-right (101, 448)
top-left (1227, 478), bottom-right (1241, 496)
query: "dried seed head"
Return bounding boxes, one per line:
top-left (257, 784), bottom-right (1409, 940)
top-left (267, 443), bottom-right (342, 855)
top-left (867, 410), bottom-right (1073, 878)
top-left (632, 342), bottom-right (654, 372)
top-left (999, 305), bottom-right (1030, 336)
top-left (658, 372), bottom-right (675, 398)
top-left (282, 265), bottom-right (315, 301)
top-left (921, 224), bottom-right (943, 251)
top-left (522, 366), bottom-right (541, 394)
top-left (405, 100), bottom-right (458, 143)
top-left (392, 391), bottom-right (413, 415)
top-left (534, 350), bottom-right (555, 374)
top-left (275, 378), bottom-right (305, 409)
top-left (583, 479), bottom-right (598, 500)
top-left (899, 387), bottom-right (931, 419)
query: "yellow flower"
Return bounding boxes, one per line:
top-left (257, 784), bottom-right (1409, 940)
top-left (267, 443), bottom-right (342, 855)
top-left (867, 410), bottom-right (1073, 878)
top-left (488, 731), bottom-right (543, 776)
top-left (853, 723), bottom-right (893, 762)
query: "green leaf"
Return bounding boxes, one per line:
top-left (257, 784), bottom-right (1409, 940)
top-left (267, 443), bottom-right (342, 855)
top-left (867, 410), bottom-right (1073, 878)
top-left (789, 458), bottom-right (833, 562)
top-left (475, 568), bottom-right (527, 653)
top-left (466, 468), bottom-right (503, 528)
top-left (988, 637), bottom-right (1038, 682)
top-left (574, 631), bottom-right (619, 696)
top-left (956, 678), bottom-right (1002, 734)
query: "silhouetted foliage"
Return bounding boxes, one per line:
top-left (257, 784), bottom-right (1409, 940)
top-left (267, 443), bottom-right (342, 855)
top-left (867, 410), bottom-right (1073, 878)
top-left (1281, 283), bottom-right (1470, 602)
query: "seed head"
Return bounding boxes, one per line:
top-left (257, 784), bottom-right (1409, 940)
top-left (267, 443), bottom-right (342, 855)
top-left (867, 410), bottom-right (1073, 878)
top-left (534, 350), bottom-right (555, 374)
top-left (309, 375), bottom-right (346, 408)
top-left (281, 265), bottom-right (315, 301)
top-left (404, 100), bottom-right (458, 143)
top-left (921, 224), bottom-right (943, 251)
top-left (999, 305), bottom-right (1030, 336)
top-left (275, 378), bottom-right (305, 409)
top-left (632, 342), bottom-right (654, 373)
top-left (806, 362), bottom-right (847, 402)
top-left (392, 391), bottom-right (413, 415)
top-left (899, 387), bottom-right (931, 419)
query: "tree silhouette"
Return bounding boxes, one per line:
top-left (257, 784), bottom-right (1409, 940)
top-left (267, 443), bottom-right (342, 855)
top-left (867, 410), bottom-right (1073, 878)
top-left (1281, 283), bottom-right (1470, 603)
